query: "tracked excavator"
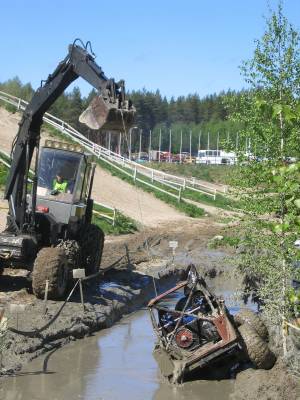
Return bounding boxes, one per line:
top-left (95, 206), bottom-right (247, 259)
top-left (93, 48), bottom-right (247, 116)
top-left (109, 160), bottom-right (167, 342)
top-left (0, 40), bottom-right (135, 299)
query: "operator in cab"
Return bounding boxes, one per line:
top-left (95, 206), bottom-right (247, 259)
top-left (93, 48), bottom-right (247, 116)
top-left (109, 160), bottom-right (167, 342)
top-left (51, 172), bottom-right (68, 194)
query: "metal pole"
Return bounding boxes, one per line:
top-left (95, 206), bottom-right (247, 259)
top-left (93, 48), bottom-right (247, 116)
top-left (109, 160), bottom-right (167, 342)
top-left (235, 132), bottom-right (239, 152)
top-left (149, 129), bottom-right (152, 161)
top-left (180, 130), bottom-right (182, 164)
top-left (119, 132), bottom-right (122, 155)
top-left (216, 132), bottom-right (219, 164)
top-left (139, 129), bottom-right (142, 159)
top-left (79, 279), bottom-right (85, 312)
top-left (207, 131), bottom-right (210, 150)
top-left (159, 128), bottom-right (161, 163)
top-left (189, 130), bottom-right (192, 161)
top-left (108, 132), bottom-right (111, 154)
top-left (169, 129), bottom-right (172, 163)
top-left (198, 130), bottom-right (201, 151)
top-left (129, 128), bottom-right (132, 160)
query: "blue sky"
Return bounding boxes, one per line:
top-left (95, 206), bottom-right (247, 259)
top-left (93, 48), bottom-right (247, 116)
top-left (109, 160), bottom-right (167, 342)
top-left (0, 0), bottom-right (299, 98)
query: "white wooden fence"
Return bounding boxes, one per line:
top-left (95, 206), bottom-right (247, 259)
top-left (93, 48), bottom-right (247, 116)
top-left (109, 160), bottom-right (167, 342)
top-left (0, 90), bottom-right (225, 203)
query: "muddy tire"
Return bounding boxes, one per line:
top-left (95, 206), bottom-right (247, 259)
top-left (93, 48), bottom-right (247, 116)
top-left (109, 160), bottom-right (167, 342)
top-left (238, 323), bottom-right (276, 369)
top-left (56, 240), bottom-right (80, 269)
top-left (80, 224), bottom-right (104, 275)
top-left (32, 247), bottom-right (69, 299)
top-left (234, 309), bottom-right (268, 340)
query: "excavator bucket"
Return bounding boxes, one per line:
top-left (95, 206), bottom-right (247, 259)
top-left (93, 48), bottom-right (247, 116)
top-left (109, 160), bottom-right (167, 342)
top-left (79, 96), bottom-right (136, 132)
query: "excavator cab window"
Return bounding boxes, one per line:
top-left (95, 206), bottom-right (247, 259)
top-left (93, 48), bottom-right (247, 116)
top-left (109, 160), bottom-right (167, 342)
top-left (37, 147), bottom-right (81, 202)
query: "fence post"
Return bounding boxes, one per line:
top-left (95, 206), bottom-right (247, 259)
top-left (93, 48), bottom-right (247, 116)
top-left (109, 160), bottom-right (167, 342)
top-left (192, 177), bottom-right (195, 187)
top-left (133, 167), bottom-right (137, 182)
top-left (214, 189), bottom-right (216, 201)
top-left (178, 187), bottom-right (182, 203)
top-left (113, 208), bottom-right (116, 226)
top-left (17, 99), bottom-right (21, 110)
top-left (183, 178), bottom-right (186, 190)
top-left (151, 170), bottom-right (154, 182)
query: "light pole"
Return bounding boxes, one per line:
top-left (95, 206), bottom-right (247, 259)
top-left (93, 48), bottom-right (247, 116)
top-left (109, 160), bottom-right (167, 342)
top-left (119, 132), bottom-right (122, 155)
top-left (189, 130), bottom-right (192, 161)
top-left (148, 129), bottom-right (152, 161)
top-left (129, 126), bottom-right (138, 160)
top-left (180, 130), bottom-right (183, 163)
top-left (169, 129), bottom-right (172, 163)
top-left (108, 132), bottom-right (111, 154)
top-left (139, 129), bottom-right (142, 160)
top-left (159, 128), bottom-right (161, 163)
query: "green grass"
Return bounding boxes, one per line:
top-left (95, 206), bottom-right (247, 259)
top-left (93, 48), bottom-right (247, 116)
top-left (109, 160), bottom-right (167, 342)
top-left (96, 158), bottom-right (205, 218)
top-left (92, 212), bottom-right (137, 235)
top-left (147, 162), bottom-right (235, 185)
top-left (208, 234), bottom-right (240, 249)
top-left (182, 188), bottom-right (239, 210)
top-left (0, 164), bottom-right (8, 188)
top-left (92, 203), bottom-right (138, 235)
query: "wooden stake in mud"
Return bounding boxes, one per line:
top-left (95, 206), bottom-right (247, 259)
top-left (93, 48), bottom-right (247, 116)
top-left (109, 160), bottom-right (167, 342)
top-left (73, 269), bottom-right (86, 312)
top-left (43, 280), bottom-right (49, 315)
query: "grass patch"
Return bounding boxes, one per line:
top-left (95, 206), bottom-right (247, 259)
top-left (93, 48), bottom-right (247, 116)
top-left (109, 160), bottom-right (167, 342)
top-left (0, 164), bottom-right (8, 188)
top-left (96, 158), bottom-right (205, 218)
top-left (93, 203), bottom-right (138, 235)
top-left (92, 211), bottom-right (137, 235)
top-left (208, 234), bottom-right (240, 249)
top-left (182, 187), bottom-right (239, 210)
top-left (148, 162), bottom-right (235, 185)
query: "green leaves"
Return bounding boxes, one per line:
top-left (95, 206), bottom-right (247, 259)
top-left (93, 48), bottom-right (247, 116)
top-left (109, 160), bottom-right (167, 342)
top-left (295, 199), bottom-right (300, 208)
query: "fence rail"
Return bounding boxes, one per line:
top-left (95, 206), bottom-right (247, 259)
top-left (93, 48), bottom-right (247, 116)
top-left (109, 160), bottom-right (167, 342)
top-left (0, 90), bottom-right (226, 205)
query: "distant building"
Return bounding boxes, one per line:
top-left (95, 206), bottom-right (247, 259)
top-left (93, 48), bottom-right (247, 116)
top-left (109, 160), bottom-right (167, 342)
top-left (196, 150), bottom-right (236, 165)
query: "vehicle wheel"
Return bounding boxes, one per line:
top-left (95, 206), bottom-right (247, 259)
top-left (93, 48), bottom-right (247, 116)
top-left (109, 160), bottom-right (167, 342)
top-left (32, 247), bottom-right (69, 299)
top-left (234, 309), bottom-right (268, 340)
top-left (80, 224), bottom-right (104, 275)
top-left (238, 323), bottom-right (276, 369)
top-left (56, 240), bottom-right (80, 269)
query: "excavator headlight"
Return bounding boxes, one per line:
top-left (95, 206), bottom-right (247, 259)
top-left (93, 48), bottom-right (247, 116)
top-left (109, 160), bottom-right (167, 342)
top-left (44, 140), bottom-right (84, 153)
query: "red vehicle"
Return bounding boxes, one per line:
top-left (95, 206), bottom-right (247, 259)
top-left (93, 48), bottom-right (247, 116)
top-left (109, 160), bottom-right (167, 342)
top-left (148, 266), bottom-right (275, 383)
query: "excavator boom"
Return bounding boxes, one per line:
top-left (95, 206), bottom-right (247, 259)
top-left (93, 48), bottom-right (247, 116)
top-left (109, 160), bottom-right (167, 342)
top-left (4, 41), bottom-right (135, 232)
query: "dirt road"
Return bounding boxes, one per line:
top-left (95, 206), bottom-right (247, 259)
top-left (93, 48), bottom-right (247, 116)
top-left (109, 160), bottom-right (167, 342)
top-left (0, 107), bottom-right (191, 227)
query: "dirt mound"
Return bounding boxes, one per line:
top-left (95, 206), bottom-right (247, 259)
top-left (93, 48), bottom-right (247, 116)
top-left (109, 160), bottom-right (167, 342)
top-left (231, 360), bottom-right (300, 400)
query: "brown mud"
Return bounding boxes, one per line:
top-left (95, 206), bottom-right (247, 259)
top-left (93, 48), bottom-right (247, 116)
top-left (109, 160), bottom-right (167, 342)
top-left (0, 220), bottom-right (299, 399)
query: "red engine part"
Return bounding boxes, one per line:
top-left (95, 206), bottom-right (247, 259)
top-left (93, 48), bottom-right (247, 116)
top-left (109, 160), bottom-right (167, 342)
top-left (175, 328), bottom-right (194, 348)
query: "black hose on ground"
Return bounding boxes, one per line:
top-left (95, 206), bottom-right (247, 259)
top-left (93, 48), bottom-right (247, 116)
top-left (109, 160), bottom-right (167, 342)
top-left (7, 255), bottom-right (126, 338)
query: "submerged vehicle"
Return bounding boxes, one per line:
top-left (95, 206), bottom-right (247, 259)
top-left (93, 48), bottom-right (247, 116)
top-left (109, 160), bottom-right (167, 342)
top-left (148, 266), bottom-right (276, 383)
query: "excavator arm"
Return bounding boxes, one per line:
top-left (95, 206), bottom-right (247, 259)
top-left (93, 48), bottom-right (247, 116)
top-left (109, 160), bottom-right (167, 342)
top-left (5, 42), bottom-right (135, 233)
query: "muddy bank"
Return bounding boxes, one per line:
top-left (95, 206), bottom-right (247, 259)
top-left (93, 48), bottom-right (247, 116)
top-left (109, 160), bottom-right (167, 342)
top-left (0, 266), bottom-right (184, 375)
top-left (0, 223), bottom-right (228, 377)
top-left (231, 359), bottom-right (299, 400)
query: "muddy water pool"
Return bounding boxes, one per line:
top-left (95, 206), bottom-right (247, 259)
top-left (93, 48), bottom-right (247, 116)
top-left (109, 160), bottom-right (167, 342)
top-left (0, 275), bottom-right (251, 400)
